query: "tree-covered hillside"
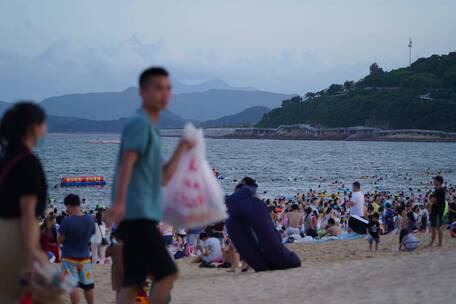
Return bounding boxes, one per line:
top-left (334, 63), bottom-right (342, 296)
top-left (258, 52), bottom-right (456, 131)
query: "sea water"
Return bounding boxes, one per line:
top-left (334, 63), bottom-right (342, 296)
top-left (38, 133), bottom-right (456, 208)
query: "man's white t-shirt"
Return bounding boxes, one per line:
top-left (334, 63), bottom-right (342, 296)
top-left (350, 191), bottom-right (365, 217)
top-left (202, 237), bottom-right (222, 263)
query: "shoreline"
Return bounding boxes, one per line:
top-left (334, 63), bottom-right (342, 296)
top-left (47, 128), bottom-right (456, 143)
top-left (47, 131), bottom-right (456, 143)
top-left (220, 134), bottom-right (456, 142)
top-left (160, 127), bottom-right (456, 142)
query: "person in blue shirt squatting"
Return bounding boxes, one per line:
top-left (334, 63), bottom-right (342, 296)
top-left (109, 67), bottom-right (193, 304)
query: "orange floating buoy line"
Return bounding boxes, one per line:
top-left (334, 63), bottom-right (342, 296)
top-left (60, 176), bottom-right (106, 187)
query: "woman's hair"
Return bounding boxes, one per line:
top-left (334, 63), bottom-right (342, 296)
top-left (199, 232), bottom-right (208, 240)
top-left (0, 102), bottom-right (46, 152)
top-left (95, 211), bottom-right (103, 225)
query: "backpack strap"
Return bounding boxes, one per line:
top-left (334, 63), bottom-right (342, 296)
top-left (0, 150), bottom-right (31, 186)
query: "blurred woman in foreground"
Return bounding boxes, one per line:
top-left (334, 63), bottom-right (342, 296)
top-left (0, 102), bottom-right (51, 303)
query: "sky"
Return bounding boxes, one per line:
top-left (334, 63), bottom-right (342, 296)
top-left (1, 0), bottom-right (455, 102)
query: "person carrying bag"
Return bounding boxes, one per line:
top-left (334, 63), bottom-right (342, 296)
top-left (0, 103), bottom-right (72, 303)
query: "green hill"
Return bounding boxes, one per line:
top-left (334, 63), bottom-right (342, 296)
top-left (258, 52), bottom-right (456, 131)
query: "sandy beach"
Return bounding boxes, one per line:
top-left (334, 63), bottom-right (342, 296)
top-left (68, 232), bottom-right (456, 304)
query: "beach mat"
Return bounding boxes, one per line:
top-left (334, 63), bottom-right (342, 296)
top-left (284, 232), bottom-right (365, 244)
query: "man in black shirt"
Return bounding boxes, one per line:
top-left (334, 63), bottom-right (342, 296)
top-left (428, 176), bottom-right (446, 247)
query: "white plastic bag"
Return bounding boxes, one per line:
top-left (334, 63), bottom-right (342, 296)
top-left (163, 124), bottom-right (227, 228)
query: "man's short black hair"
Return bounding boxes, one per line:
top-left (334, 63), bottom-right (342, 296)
top-left (139, 67), bottom-right (169, 89)
top-left (433, 175), bottom-right (444, 184)
top-left (199, 232), bottom-right (208, 240)
top-left (353, 181), bottom-right (361, 189)
top-left (242, 176), bottom-right (258, 188)
top-left (327, 218), bottom-right (336, 225)
top-left (64, 194), bottom-right (81, 207)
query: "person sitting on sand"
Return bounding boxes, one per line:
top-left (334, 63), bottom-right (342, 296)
top-left (225, 177), bottom-right (301, 272)
top-left (304, 207), bottom-right (318, 238)
top-left (325, 218), bottom-right (342, 236)
top-left (320, 207), bottom-right (332, 231)
top-left (193, 232), bottom-right (223, 267)
top-left (367, 213), bottom-right (381, 252)
top-left (286, 204), bottom-right (304, 236)
top-left (206, 221), bottom-right (226, 249)
top-left (399, 230), bottom-right (421, 251)
top-left (449, 222), bottom-right (456, 238)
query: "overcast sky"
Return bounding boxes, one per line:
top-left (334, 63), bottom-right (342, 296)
top-left (1, 0), bottom-right (455, 101)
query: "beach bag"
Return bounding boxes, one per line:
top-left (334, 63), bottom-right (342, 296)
top-left (97, 224), bottom-right (109, 246)
top-left (403, 234), bottom-right (421, 251)
top-left (163, 124), bottom-right (227, 229)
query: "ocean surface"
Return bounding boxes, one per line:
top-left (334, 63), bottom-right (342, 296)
top-left (38, 133), bottom-right (456, 209)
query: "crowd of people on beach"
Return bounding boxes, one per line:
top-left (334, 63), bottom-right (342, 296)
top-left (0, 67), bottom-right (455, 304)
top-left (269, 177), bottom-right (455, 250)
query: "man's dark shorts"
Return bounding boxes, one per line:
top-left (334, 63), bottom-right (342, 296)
top-left (430, 207), bottom-right (444, 228)
top-left (118, 219), bottom-right (178, 288)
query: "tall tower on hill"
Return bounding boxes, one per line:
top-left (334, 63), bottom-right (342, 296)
top-left (408, 38), bottom-right (413, 66)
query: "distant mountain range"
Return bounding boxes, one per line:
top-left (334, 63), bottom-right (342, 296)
top-left (47, 116), bottom-right (129, 133)
top-left (200, 106), bottom-right (270, 128)
top-left (169, 90), bottom-right (290, 121)
top-left (0, 78), bottom-right (290, 131)
top-left (40, 86), bottom-right (290, 122)
top-left (0, 100), bottom-right (185, 132)
top-left (173, 79), bottom-right (257, 94)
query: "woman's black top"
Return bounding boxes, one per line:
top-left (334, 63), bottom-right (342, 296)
top-left (0, 147), bottom-right (47, 219)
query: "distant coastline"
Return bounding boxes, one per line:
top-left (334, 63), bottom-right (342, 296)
top-left (159, 125), bottom-right (456, 142)
top-left (46, 124), bottom-right (456, 142)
